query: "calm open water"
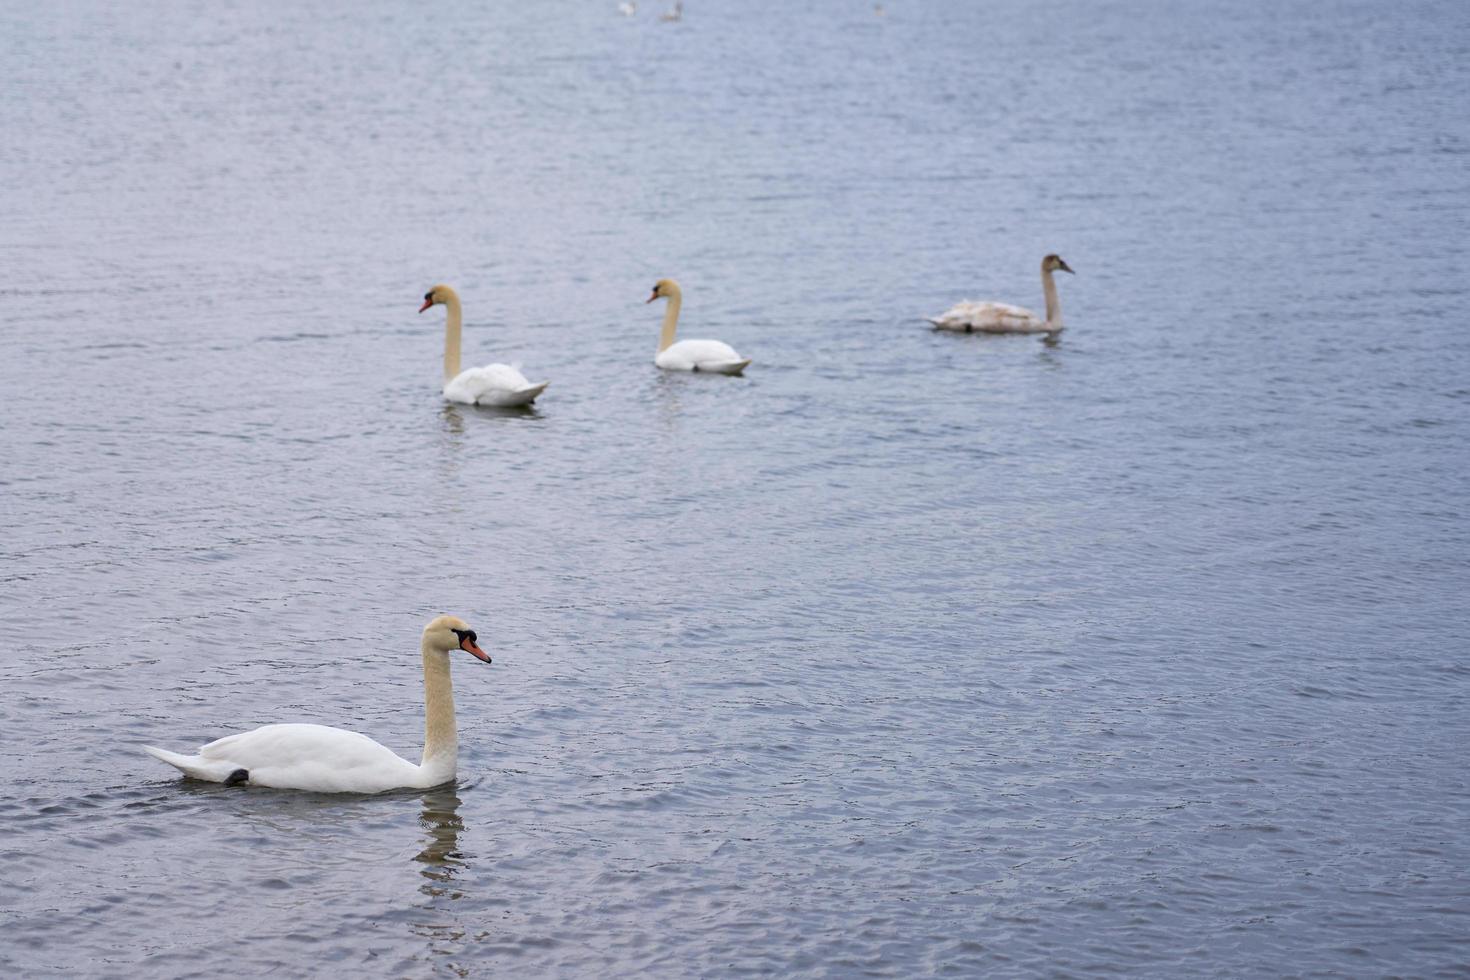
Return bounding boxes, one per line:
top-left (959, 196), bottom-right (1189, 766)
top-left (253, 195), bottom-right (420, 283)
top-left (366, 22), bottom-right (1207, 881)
top-left (3, 0), bottom-right (1469, 976)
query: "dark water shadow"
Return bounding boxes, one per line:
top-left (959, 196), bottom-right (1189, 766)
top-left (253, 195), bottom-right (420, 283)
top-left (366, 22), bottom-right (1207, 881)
top-left (161, 774), bottom-right (447, 809)
top-left (928, 323), bottom-right (1056, 345)
top-left (652, 365), bottom-right (751, 388)
top-left (651, 363), bottom-right (754, 409)
top-left (441, 402), bottom-right (544, 431)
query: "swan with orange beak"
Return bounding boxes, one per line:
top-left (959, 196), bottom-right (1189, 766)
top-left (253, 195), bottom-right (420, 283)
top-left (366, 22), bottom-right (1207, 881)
top-left (646, 278), bottom-right (752, 375)
top-left (420, 283), bottom-right (549, 407)
top-left (143, 615), bottom-right (495, 793)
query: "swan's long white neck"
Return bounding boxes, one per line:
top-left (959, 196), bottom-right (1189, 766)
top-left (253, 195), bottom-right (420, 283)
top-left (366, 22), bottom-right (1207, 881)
top-left (420, 639), bottom-right (457, 783)
top-left (442, 292), bottom-right (463, 382)
top-left (1041, 266), bottom-right (1062, 329)
top-left (657, 291), bottom-right (682, 353)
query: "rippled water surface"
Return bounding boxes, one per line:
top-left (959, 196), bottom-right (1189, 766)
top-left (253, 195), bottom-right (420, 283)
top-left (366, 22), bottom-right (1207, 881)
top-left (3, 1), bottom-right (1469, 976)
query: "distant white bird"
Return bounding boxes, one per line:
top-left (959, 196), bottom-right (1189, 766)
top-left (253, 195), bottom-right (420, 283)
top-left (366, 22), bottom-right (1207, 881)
top-left (660, 2), bottom-right (683, 21)
top-left (928, 254), bottom-right (1076, 335)
top-left (419, 284), bottom-right (549, 407)
top-left (618, 1), bottom-right (637, 16)
top-left (646, 278), bottom-right (751, 375)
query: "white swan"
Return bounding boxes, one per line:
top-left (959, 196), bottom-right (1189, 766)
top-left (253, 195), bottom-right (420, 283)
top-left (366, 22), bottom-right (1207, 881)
top-left (660, 2), bottom-right (683, 21)
top-left (420, 284), bottom-right (549, 407)
top-left (647, 278), bottom-right (751, 375)
top-left (618, 1), bottom-right (637, 15)
top-left (928, 254), bottom-right (1075, 334)
top-left (143, 615), bottom-right (492, 794)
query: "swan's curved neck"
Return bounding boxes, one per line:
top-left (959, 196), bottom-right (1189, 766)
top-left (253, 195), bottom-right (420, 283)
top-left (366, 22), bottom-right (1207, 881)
top-left (657, 293), bottom-right (682, 353)
top-left (442, 293), bottom-right (463, 382)
top-left (420, 640), bottom-right (457, 783)
top-left (1041, 267), bottom-right (1062, 329)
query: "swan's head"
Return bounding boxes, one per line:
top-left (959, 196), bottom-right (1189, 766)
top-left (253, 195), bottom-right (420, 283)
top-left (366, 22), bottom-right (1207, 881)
top-left (423, 614), bottom-right (491, 664)
top-left (646, 278), bottom-right (682, 304)
top-left (1043, 254), bottom-right (1074, 275)
top-left (419, 284), bottom-right (458, 314)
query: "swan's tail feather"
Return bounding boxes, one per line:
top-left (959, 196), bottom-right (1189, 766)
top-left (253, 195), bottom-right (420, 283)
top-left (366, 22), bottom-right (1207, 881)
top-left (474, 381), bottom-right (548, 408)
top-left (500, 381), bottom-right (548, 406)
top-left (699, 359), bottom-right (751, 376)
top-left (143, 745), bottom-right (226, 782)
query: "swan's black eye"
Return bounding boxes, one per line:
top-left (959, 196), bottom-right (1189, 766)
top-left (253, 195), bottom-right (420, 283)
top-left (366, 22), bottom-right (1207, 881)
top-left (424, 292), bottom-right (434, 301)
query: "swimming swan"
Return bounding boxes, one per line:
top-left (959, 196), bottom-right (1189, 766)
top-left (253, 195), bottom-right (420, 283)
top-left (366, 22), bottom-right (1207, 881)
top-left (928, 254), bottom-right (1075, 334)
top-left (646, 278), bottom-right (751, 375)
top-left (420, 284), bottom-right (549, 407)
top-left (142, 615), bottom-right (492, 793)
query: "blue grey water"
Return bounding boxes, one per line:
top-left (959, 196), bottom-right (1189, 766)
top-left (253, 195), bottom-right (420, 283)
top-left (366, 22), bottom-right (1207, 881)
top-left (2, 0), bottom-right (1468, 975)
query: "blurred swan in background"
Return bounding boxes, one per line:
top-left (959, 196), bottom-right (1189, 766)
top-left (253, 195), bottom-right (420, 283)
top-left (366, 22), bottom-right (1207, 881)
top-left (646, 279), bottom-right (751, 375)
top-left (143, 616), bottom-right (493, 794)
top-left (618, 2), bottom-right (637, 16)
top-left (660, 2), bottom-right (683, 21)
top-left (928, 254), bottom-right (1075, 335)
top-left (419, 284), bottom-right (549, 407)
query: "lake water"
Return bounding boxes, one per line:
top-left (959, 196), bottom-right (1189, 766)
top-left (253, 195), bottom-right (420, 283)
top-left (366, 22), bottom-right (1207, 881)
top-left (2, 0), bottom-right (1468, 976)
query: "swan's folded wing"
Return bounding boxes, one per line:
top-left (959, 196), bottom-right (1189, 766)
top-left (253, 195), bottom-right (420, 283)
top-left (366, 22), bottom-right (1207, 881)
top-left (198, 723), bottom-right (395, 768)
top-left (931, 301), bottom-right (1042, 330)
top-left (683, 339), bottom-right (743, 366)
top-left (928, 300), bottom-right (990, 326)
top-left (194, 723), bottom-right (423, 791)
top-left (929, 301), bottom-right (976, 327)
top-left (968, 302), bottom-right (1032, 319)
top-left (444, 363), bottom-right (539, 404)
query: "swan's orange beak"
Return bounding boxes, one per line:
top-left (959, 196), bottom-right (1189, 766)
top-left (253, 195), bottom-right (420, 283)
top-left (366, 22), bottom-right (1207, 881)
top-left (460, 635), bottom-right (492, 663)
top-left (418, 298), bottom-right (433, 313)
top-left (645, 290), bottom-right (659, 304)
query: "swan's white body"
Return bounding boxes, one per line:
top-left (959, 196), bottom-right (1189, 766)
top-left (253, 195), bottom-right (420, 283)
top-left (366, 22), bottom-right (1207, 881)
top-left (647, 279), bottom-right (751, 375)
top-left (443, 364), bottom-right (549, 408)
top-left (929, 255), bottom-right (1074, 334)
top-left (143, 616), bottom-right (492, 794)
top-left (422, 284), bottom-right (548, 407)
top-left (929, 301), bottom-right (1052, 334)
top-left (656, 339), bottom-right (747, 373)
top-left (144, 724), bottom-right (437, 793)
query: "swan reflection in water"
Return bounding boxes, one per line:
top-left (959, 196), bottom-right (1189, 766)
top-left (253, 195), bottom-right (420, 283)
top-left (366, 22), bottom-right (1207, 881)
top-left (440, 402), bottom-right (466, 439)
top-left (440, 399), bottom-right (541, 436)
top-left (410, 783), bottom-right (486, 964)
top-left (415, 783), bottom-right (467, 897)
